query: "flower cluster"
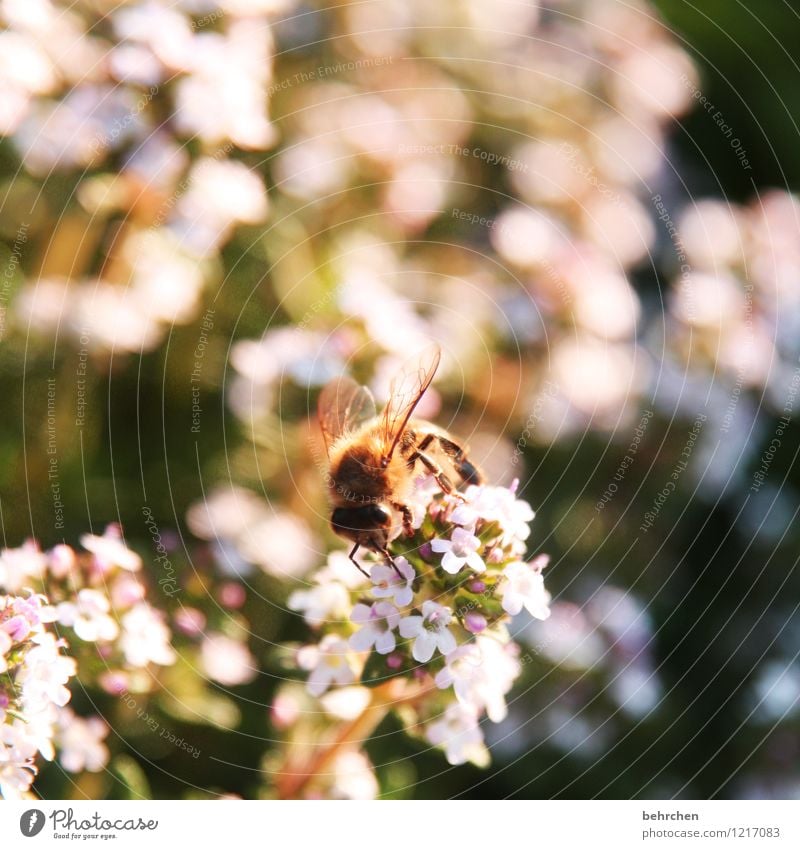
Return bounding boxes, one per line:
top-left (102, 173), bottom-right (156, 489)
top-left (284, 476), bottom-right (550, 785)
top-left (0, 590), bottom-right (75, 798)
top-left (2, 0), bottom-right (279, 354)
top-left (0, 525), bottom-right (180, 798)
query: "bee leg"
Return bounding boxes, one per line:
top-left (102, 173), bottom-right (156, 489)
top-left (378, 546), bottom-right (404, 578)
top-left (433, 435), bottom-right (484, 485)
top-left (348, 543), bottom-right (370, 578)
top-left (392, 501), bottom-right (414, 537)
top-left (412, 450), bottom-right (458, 497)
top-left (415, 432), bottom-right (482, 489)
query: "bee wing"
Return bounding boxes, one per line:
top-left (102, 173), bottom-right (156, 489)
top-left (317, 375), bottom-right (377, 457)
top-left (380, 344), bottom-right (441, 462)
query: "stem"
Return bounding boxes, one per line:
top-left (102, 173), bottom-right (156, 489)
top-left (275, 678), bottom-right (424, 799)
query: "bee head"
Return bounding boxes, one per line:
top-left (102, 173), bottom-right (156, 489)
top-left (331, 503), bottom-right (393, 550)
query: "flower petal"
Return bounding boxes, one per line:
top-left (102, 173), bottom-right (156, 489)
top-left (350, 603), bottom-right (373, 625)
top-left (412, 632), bottom-right (436, 663)
top-left (441, 551), bottom-right (463, 574)
top-left (349, 626), bottom-right (377, 652)
top-left (375, 629), bottom-right (396, 655)
top-left (399, 615), bottom-right (422, 638)
top-left (436, 628), bottom-right (457, 657)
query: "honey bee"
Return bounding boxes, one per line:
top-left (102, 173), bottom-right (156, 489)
top-left (317, 345), bottom-right (483, 576)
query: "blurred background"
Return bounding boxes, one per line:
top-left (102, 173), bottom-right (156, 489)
top-left (1, 0), bottom-right (799, 799)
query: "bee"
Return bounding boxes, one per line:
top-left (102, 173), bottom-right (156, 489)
top-left (317, 345), bottom-right (483, 576)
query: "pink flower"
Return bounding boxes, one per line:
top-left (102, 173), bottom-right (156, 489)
top-left (349, 602), bottom-right (400, 655)
top-left (2, 615), bottom-right (31, 642)
top-left (431, 527), bottom-right (485, 575)
top-left (298, 635), bottom-right (358, 697)
top-left (119, 603), bottom-right (175, 667)
top-left (501, 559), bottom-right (551, 619)
top-left (56, 589), bottom-right (119, 642)
top-left (80, 526), bottom-right (141, 573)
top-left (369, 557), bottom-right (415, 607)
top-left (426, 703), bottom-right (488, 767)
top-left (55, 709), bottom-right (109, 773)
top-left (201, 633), bottom-right (257, 686)
top-left (399, 601), bottom-right (457, 663)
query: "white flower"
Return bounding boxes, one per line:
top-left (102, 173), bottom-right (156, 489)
top-left (288, 581), bottom-right (351, 628)
top-left (80, 526), bottom-right (142, 573)
top-left (407, 474), bottom-right (441, 528)
top-left (171, 157), bottom-right (269, 254)
top-left (17, 633), bottom-right (77, 713)
top-left (399, 600), bottom-right (457, 663)
top-left (501, 559), bottom-right (551, 620)
top-left (174, 22), bottom-right (275, 150)
top-left (110, 574), bottom-right (145, 609)
top-left (329, 749), bottom-right (379, 800)
top-left (317, 550), bottom-right (369, 590)
top-left (370, 557), bottom-right (415, 607)
top-left (451, 483), bottom-right (534, 543)
top-left (200, 633), bottom-right (257, 686)
top-left (298, 635), bottom-right (359, 697)
top-left (449, 485), bottom-right (501, 528)
top-left (349, 602), bottom-right (400, 655)
top-left (0, 630), bottom-right (11, 673)
top-left (17, 706), bottom-right (59, 761)
top-left (319, 686), bottom-right (371, 721)
top-left (495, 482), bottom-right (535, 540)
top-left (6, 593), bottom-right (56, 633)
top-left (1, 719), bottom-right (39, 764)
top-left (435, 637), bottom-right (520, 722)
top-left (120, 603), bottom-right (176, 668)
top-left (56, 589), bottom-right (119, 642)
top-left (0, 541), bottom-right (47, 592)
top-left (0, 750), bottom-right (36, 799)
top-left (431, 527), bottom-right (485, 575)
top-left (55, 709), bottom-right (109, 773)
top-left (426, 703), bottom-right (489, 767)
top-left (48, 545), bottom-right (76, 579)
